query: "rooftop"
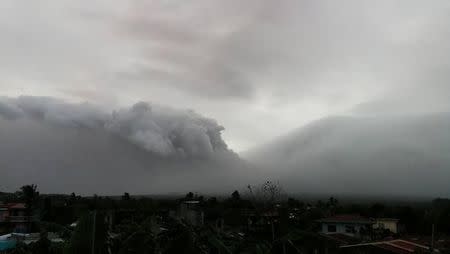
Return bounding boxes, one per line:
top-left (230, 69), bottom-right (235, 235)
top-left (342, 239), bottom-right (430, 254)
top-left (7, 203), bottom-right (26, 209)
top-left (183, 201), bottom-right (200, 204)
top-left (318, 214), bottom-right (373, 224)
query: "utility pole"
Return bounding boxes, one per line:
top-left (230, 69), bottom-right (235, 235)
top-left (431, 223), bottom-right (435, 252)
top-left (91, 210), bottom-right (97, 254)
top-left (271, 220), bottom-right (275, 242)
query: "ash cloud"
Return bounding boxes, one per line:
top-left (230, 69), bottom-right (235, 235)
top-left (0, 96), bottom-right (231, 159)
top-left (0, 115), bottom-right (250, 195)
top-left (2, 1), bottom-right (450, 150)
top-left (0, 96), bottom-right (251, 194)
top-left (106, 101), bottom-right (229, 158)
top-left (246, 113), bottom-right (450, 198)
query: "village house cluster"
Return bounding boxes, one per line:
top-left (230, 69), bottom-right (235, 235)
top-left (0, 203), bottom-right (31, 234)
top-left (1, 189), bottom-right (450, 254)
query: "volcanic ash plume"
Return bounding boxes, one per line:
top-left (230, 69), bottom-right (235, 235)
top-left (0, 96), bottom-right (231, 159)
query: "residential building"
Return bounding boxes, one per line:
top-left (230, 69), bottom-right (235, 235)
top-left (0, 206), bottom-right (8, 222)
top-left (0, 205), bottom-right (8, 234)
top-left (373, 218), bottom-right (399, 234)
top-left (0, 203), bottom-right (32, 233)
top-left (318, 214), bottom-right (374, 237)
top-left (178, 201), bottom-right (204, 226)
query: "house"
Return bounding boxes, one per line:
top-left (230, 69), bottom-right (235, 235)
top-left (242, 209), bottom-right (280, 229)
top-left (0, 206), bottom-right (8, 222)
top-left (373, 218), bottom-right (399, 234)
top-left (0, 205), bottom-right (9, 234)
top-left (0, 203), bottom-right (32, 233)
top-left (7, 203), bottom-right (31, 233)
top-left (241, 209), bottom-right (282, 240)
top-left (178, 201), bottom-right (204, 226)
top-left (318, 214), bottom-right (374, 237)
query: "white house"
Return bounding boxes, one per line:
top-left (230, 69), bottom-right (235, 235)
top-left (373, 218), bottom-right (399, 233)
top-left (318, 215), bottom-right (374, 237)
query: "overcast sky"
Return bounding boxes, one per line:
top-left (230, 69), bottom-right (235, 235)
top-left (1, 0), bottom-right (450, 152)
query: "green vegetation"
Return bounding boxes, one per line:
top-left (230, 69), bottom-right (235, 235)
top-left (1, 184), bottom-right (450, 254)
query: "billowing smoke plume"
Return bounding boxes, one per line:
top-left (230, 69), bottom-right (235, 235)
top-left (106, 102), bottom-right (228, 158)
top-left (0, 96), bottom-right (231, 159)
top-left (246, 114), bottom-right (450, 198)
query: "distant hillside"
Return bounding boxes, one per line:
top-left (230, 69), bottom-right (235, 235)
top-left (245, 113), bottom-right (450, 197)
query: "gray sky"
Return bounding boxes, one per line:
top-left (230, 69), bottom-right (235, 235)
top-left (1, 0), bottom-right (450, 152)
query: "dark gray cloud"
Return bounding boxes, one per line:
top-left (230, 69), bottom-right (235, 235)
top-left (106, 101), bottom-right (229, 158)
top-left (246, 113), bottom-right (450, 197)
top-left (0, 96), bottom-right (255, 194)
top-left (0, 96), bottom-right (231, 159)
top-left (0, 116), bottom-right (251, 195)
top-left (1, 0), bottom-right (450, 151)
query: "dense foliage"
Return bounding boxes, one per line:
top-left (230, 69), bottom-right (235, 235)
top-left (1, 185), bottom-right (450, 254)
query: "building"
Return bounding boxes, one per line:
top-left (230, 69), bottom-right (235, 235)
top-left (0, 203), bottom-right (32, 233)
top-left (0, 205), bottom-right (9, 234)
top-left (242, 209), bottom-right (280, 235)
top-left (373, 218), bottom-right (399, 234)
top-left (318, 214), bottom-right (374, 237)
top-left (0, 206), bottom-right (8, 222)
top-left (178, 201), bottom-right (204, 226)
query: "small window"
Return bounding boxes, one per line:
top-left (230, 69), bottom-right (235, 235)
top-left (327, 225), bottom-right (337, 232)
